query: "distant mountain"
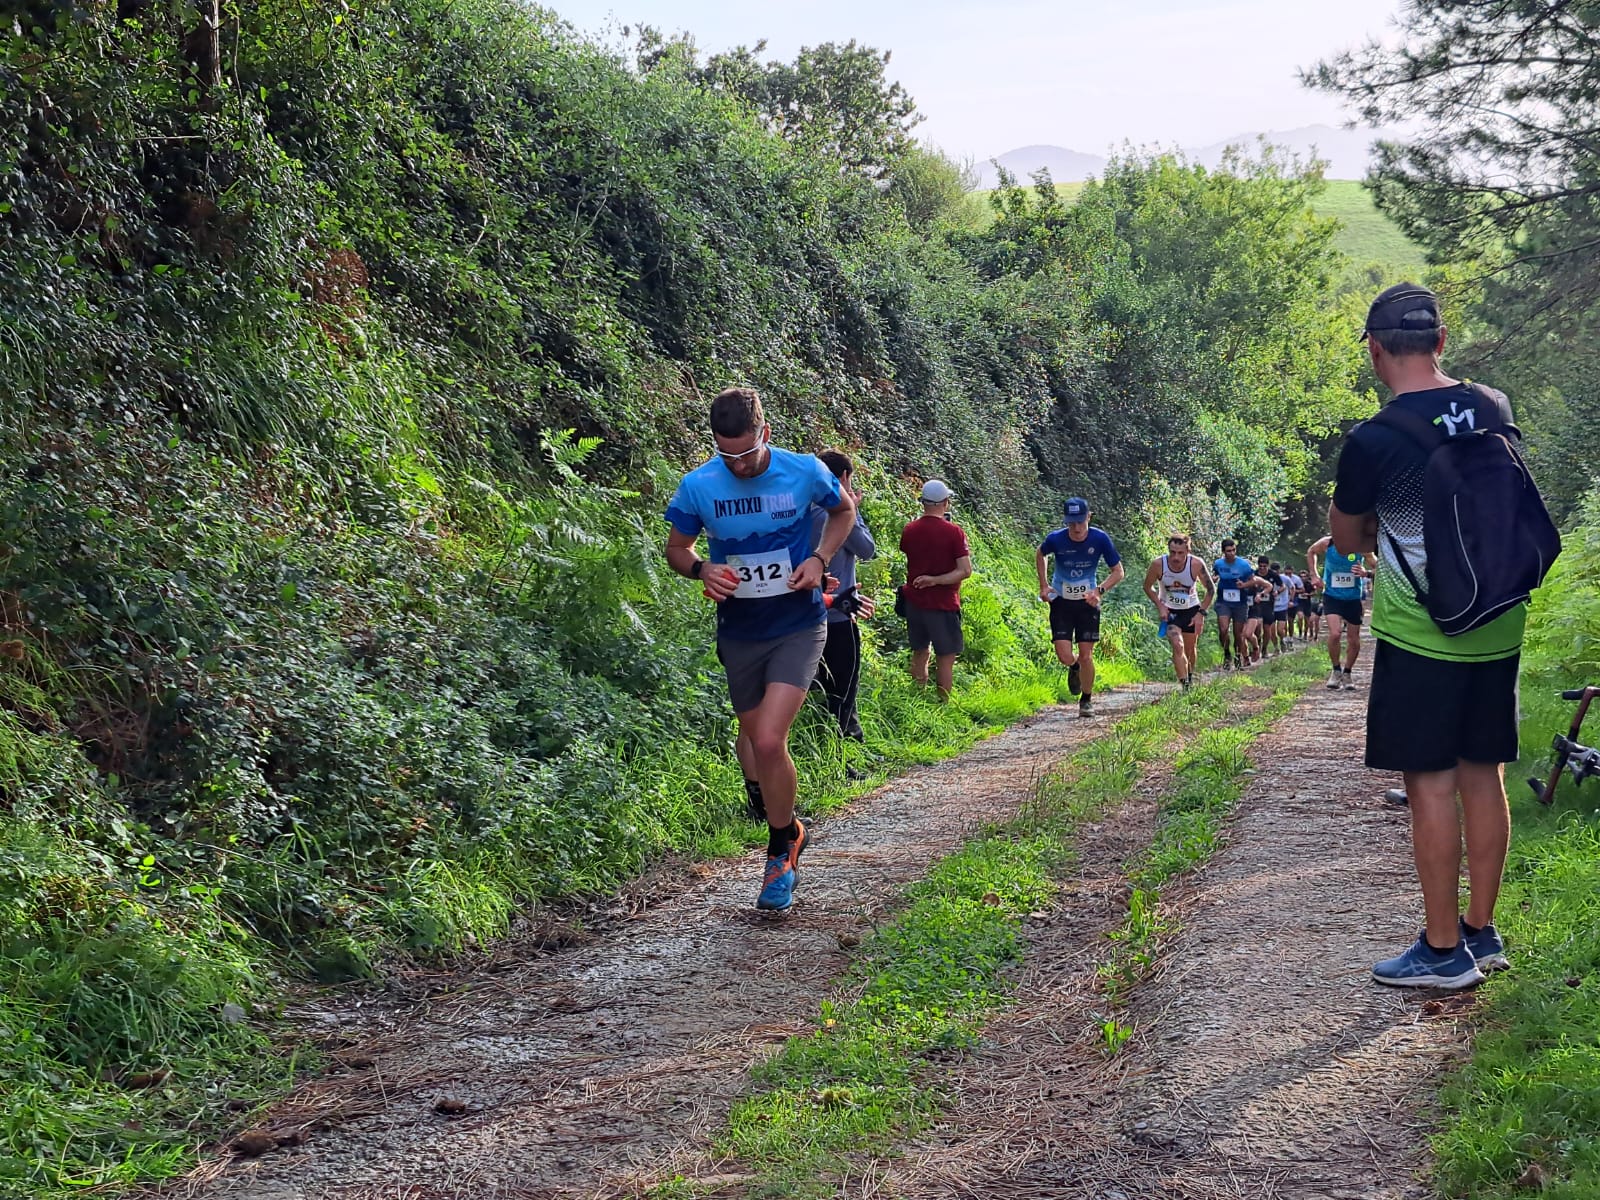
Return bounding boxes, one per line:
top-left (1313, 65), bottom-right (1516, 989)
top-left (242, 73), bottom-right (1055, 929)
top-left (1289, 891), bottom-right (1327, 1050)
top-left (976, 125), bottom-right (1399, 189)
top-left (982, 144), bottom-right (1107, 188)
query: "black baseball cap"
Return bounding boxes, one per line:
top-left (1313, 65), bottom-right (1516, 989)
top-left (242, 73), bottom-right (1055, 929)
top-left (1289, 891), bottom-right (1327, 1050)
top-left (1361, 283), bottom-right (1441, 343)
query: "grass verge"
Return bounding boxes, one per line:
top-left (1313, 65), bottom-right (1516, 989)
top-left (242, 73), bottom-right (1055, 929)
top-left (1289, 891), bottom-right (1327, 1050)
top-left (705, 662), bottom-right (1299, 1198)
top-left (1430, 673), bottom-right (1600, 1199)
top-left (1097, 651), bottom-right (1323, 1007)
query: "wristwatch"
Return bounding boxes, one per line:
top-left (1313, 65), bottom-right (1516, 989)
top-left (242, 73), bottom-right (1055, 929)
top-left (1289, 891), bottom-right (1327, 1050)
top-left (690, 559), bottom-right (705, 579)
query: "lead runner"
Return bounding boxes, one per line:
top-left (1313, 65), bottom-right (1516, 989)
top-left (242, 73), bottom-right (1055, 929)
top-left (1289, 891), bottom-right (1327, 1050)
top-left (664, 387), bottom-right (857, 913)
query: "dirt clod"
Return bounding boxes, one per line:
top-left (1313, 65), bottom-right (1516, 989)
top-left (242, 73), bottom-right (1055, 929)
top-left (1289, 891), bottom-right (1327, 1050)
top-left (1516, 1162), bottom-right (1552, 1190)
top-left (432, 1097), bottom-right (468, 1116)
top-left (231, 1132), bottom-right (278, 1158)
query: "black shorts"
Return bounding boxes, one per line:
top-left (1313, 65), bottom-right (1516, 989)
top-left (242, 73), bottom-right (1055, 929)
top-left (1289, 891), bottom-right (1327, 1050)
top-left (906, 604), bottom-right (964, 656)
top-left (1324, 596), bottom-right (1364, 625)
top-left (1049, 597), bottom-right (1101, 644)
top-left (1166, 606), bottom-right (1203, 633)
top-left (1366, 641), bottom-right (1521, 773)
top-left (1297, 598), bottom-right (1313, 614)
top-left (1251, 603), bottom-right (1274, 624)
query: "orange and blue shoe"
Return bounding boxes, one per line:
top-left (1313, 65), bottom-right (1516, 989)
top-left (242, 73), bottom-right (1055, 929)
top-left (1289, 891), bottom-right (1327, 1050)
top-left (756, 819), bottom-right (809, 913)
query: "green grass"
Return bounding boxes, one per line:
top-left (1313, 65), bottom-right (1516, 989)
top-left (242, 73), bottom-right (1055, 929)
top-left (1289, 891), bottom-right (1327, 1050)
top-left (1099, 652), bottom-right (1323, 1004)
top-left (1430, 674), bottom-right (1600, 1199)
top-left (717, 664), bottom-right (1301, 1197)
top-left (1311, 179), bottom-right (1429, 281)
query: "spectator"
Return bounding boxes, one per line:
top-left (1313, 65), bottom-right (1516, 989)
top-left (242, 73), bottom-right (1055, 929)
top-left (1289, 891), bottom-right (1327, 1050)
top-left (899, 479), bottom-right (971, 700)
top-left (810, 450), bottom-right (877, 742)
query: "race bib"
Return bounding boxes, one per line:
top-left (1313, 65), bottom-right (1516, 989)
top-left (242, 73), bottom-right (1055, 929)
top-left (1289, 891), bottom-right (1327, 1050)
top-left (1058, 578), bottom-right (1092, 600)
top-left (726, 550), bottom-right (793, 599)
top-left (1222, 587), bottom-right (1241, 603)
top-left (1166, 586), bottom-right (1198, 610)
top-left (1331, 572), bottom-right (1355, 590)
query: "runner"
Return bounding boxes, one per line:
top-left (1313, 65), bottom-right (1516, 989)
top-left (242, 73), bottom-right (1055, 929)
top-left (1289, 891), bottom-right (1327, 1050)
top-left (1036, 496), bottom-right (1125, 718)
top-left (1306, 575), bottom-right (1324, 641)
top-left (1143, 534), bottom-right (1215, 688)
top-left (665, 387), bottom-right (857, 914)
top-left (1271, 561), bottom-right (1293, 650)
top-left (1293, 566), bottom-right (1315, 640)
top-left (1212, 538), bottom-right (1255, 671)
top-left (1307, 535), bottom-right (1375, 690)
top-left (811, 450), bottom-right (877, 748)
top-left (1249, 557), bottom-right (1278, 658)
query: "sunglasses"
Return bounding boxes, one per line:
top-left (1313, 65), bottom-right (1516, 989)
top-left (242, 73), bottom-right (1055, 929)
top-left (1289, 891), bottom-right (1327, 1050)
top-left (715, 442), bottom-right (765, 462)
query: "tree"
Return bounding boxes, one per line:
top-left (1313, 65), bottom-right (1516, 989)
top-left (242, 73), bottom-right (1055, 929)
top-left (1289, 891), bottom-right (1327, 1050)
top-left (888, 141), bottom-right (979, 230)
top-left (1308, 2), bottom-right (1600, 355)
top-left (686, 39), bottom-right (922, 179)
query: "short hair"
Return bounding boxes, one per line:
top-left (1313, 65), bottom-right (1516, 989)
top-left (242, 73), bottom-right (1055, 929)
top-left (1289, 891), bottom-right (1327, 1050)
top-left (1271, 561), bottom-right (1282, 571)
top-left (710, 387), bottom-right (763, 439)
top-left (1221, 538), bottom-right (1236, 550)
top-left (1370, 327), bottom-right (1443, 358)
top-left (1167, 533), bottom-right (1190, 544)
top-left (818, 449), bottom-right (853, 479)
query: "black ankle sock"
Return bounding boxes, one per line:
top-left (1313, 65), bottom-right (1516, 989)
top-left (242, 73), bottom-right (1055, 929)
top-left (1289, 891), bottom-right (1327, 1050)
top-left (1461, 919), bottom-right (1483, 936)
top-left (1425, 937), bottom-right (1459, 955)
top-left (744, 778), bottom-right (763, 803)
top-left (766, 821), bottom-right (798, 857)
top-left (1080, 691), bottom-right (1092, 702)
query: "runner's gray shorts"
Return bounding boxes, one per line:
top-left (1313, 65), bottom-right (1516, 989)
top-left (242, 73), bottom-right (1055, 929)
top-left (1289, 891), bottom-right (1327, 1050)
top-left (906, 606), bottom-right (964, 656)
top-left (1215, 599), bottom-right (1252, 623)
top-left (717, 625), bottom-right (828, 715)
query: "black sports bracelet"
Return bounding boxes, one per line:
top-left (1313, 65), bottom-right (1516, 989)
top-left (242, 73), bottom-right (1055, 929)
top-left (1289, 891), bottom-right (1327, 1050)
top-left (689, 559), bottom-right (705, 579)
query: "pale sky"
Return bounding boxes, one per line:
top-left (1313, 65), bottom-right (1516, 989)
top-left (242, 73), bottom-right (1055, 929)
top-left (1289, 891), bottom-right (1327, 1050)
top-left (545, 0), bottom-right (1401, 162)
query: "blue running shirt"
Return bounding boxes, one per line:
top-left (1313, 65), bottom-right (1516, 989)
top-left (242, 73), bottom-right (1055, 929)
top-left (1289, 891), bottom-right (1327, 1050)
top-left (1322, 545), bottom-right (1363, 600)
top-left (665, 447), bottom-right (844, 642)
top-left (1039, 526), bottom-right (1121, 599)
top-left (1212, 556), bottom-right (1255, 606)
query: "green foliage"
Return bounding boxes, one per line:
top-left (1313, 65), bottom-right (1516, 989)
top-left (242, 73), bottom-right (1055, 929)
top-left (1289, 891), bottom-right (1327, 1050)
top-left (1433, 486), bottom-right (1600, 1199)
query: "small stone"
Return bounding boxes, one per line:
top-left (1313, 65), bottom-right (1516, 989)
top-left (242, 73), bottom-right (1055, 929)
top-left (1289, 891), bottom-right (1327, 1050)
top-left (232, 1131), bottom-right (277, 1158)
top-left (835, 932), bottom-right (861, 950)
top-left (1515, 1162), bottom-right (1551, 1191)
top-left (221, 1002), bottom-right (247, 1025)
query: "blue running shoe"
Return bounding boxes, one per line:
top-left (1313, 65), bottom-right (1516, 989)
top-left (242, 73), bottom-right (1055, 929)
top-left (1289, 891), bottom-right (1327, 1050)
top-left (1461, 918), bottom-right (1509, 972)
top-left (1372, 932), bottom-right (1485, 990)
top-left (756, 819), bottom-right (809, 913)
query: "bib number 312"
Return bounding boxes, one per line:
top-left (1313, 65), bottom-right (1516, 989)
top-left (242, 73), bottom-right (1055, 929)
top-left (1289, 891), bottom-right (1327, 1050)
top-left (726, 551), bottom-right (792, 599)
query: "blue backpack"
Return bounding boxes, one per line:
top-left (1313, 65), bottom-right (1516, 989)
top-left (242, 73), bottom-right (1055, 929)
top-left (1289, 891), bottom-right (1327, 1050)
top-left (1370, 385), bottom-right (1561, 636)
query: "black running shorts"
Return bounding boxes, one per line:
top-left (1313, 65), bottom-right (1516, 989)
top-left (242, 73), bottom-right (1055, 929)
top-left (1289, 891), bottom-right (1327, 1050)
top-left (1365, 641), bottom-right (1521, 773)
top-left (1049, 597), bottom-right (1101, 644)
top-left (1324, 596), bottom-right (1364, 625)
top-left (1166, 606), bottom-right (1203, 633)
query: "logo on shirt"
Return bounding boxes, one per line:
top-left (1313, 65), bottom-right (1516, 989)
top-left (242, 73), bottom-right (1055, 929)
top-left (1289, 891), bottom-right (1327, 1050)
top-left (1434, 402), bottom-right (1477, 437)
top-left (710, 492), bottom-right (799, 520)
top-left (767, 492), bottom-right (797, 520)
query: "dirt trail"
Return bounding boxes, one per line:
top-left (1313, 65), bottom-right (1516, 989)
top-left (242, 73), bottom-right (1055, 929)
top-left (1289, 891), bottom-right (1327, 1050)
top-left (881, 677), bottom-right (1471, 1200)
top-left (185, 684), bottom-right (1173, 1200)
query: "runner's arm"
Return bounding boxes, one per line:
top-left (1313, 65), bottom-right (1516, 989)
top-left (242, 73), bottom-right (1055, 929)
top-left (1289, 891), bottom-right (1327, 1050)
top-left (1142, 559), bottom-right (1166, 612)
top-left (1306, 535), bottom-right (1329, 580)
top-left (1100, 561), bottom-right (1126, 594)
top-left (1036, 549), bottom-right (1052, 599)
top-left (668, 527), bottom-right (739, 601)
top-left (1196, 560), bottom-right (1215, 609)
top-left (794, 493), bottom-right (857, 590)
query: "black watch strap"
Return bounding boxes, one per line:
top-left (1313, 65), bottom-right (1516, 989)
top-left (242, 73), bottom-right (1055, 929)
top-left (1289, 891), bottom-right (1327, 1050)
top-left (690, 558), bottom-right (705, 579)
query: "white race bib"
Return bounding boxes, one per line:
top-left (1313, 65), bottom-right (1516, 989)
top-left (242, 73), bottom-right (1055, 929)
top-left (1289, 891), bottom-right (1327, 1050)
top-left (726, 550), bottom-right (793, 599)
top-left (1058, 579), bottom-right (1092, 600)
top-left (1166, 587), bottom-right (1198, 610)
top-left (1222, 587), bottom-right (1241, 603)
top-left (1331, 572), bottom-right (1355, 590)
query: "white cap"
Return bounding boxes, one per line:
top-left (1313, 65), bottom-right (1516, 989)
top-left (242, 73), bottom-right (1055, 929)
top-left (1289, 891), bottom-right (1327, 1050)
top-left (920, 479), bottom-right (953, 503)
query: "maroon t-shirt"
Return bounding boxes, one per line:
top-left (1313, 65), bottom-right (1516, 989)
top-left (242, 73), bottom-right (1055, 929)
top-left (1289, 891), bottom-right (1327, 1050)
top-left (899, 515), bottom-right (970, 612)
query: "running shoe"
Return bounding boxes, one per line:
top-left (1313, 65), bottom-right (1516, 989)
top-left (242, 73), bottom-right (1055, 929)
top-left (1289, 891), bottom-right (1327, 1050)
top-left (1461, 918), bottom-right (1509, 972)
top-left (1079, 696), bottom-right (1095, 719)
top-left (1180, 674), bottom-right (1193, 691)
top-left (1067, 660), bottom-right (1081, 696)
top-left (1222, 654), bottom-right (1234, 671)
top-left (1372, 933), bottom-right (1485, 990)
top-left (756, 819), bottom-right (809, 913)
top-left (1341, 670), bottom-right (1355, 690)
top-left (1326, 668), bottom-right (1342, 690)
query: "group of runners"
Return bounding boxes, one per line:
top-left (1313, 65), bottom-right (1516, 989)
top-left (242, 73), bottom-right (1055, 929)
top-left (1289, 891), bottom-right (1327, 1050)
top-left (665, 386), bottom-right (1381, 914)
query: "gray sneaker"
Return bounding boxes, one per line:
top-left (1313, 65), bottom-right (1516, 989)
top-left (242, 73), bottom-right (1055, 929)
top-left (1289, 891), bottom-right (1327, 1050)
top-left (1078, 697), bottom-right (1095, 719)
top-left (1341, 670), bottom-right (1355, 690)
top-left (1461, 917), bottom-right (1509, 972)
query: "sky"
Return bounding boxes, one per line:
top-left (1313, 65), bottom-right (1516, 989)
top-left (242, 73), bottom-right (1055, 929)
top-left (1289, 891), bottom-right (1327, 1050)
top-left (545, 0), bottom-right (1403, 163)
